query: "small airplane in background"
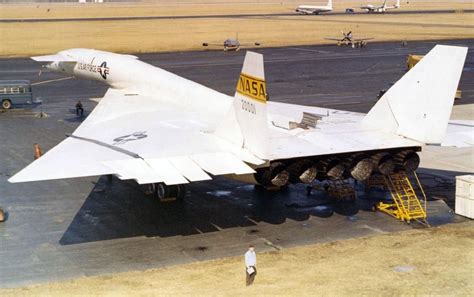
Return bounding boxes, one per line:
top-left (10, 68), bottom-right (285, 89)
top-left (202, 34), bottom-right (261, 51)
top-left (360, 0), bottom-right (400, 13)
top-left (296, 0), bottom-right (333, 15)
top-left (325, 31), bottom-right (374, 48)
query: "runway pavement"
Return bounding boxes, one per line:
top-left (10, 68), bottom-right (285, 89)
top-left (0, 40), bottom-right (472, 288)
top-left (1, 9), bottom-right (473, 23)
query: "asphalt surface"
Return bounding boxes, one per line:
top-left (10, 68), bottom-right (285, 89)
top-left (1, 9), bottom-right (473, 22)
top-left (0, 39), bottom-right (473, 288)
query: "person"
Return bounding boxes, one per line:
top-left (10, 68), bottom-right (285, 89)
top-left (245, 244), bottom-right (257, 286)
top-left (75, 100), bottom-right (84, 116)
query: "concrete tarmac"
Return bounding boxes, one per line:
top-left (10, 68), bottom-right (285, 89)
top-left (1, 9), bottom-right (473, 23)
top-left (0, 40), bottom-right (473, 288)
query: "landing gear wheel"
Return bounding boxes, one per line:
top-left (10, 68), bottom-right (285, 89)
top-left (2, 99), bottom-right (12, 110)
top-left (154, 183), bottom-right (185, 203)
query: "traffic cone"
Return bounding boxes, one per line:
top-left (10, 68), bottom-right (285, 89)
top-left (34, 143), bottom-right (42, 159)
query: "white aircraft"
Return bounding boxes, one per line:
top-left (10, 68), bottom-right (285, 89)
top-left (296, 0), bottom-right (333, 14)
top-left (360, 0), bottom-right (400, 13)
top-left (9, 45), bottom-right (470, 202)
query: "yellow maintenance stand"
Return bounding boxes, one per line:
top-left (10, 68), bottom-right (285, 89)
top-left (375, 172), bottom-right (428, 225)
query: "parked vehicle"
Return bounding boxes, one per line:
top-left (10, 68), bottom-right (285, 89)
top-left (0, 80), bottom-right (41, 109)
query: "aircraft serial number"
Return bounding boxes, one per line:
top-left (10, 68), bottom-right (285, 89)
top-left (241, 99), bottom-right (256, 114)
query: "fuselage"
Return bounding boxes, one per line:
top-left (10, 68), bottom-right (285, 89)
top-left (296, 5), bottom-right (332, 14)
top-left (45, 48), bottom-right (232, 120)
top-left (360, 0), bottom-right (399, 13)
top-left (296, 0), bottom-right (332, 14)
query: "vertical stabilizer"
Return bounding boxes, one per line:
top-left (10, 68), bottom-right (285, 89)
top-left (362, 45), bottom-right (467, 144)
top-left (232, 52), bottom-right (269, 159)
top-left (327, 0), bottom-right (333, 9)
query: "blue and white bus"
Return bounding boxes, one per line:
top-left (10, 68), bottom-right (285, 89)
top-left (0, 80), bottom-right (40, 109)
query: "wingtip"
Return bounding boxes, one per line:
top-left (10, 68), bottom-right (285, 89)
top-left (7, 175), bottom-right (19, 184)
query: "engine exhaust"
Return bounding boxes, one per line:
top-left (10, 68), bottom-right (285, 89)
top-left (287, 160), bottom-right (318, 184)
top-left (347, 154), bottom-right (374, 181)
top-left (371, 153), bottom-right (396, 175)
top-left (254, 162), bottom-right (290, 187)
top-left (395, 151), bottom-right (420, 172)
top-left (317, 158), bottom-right (345, 180)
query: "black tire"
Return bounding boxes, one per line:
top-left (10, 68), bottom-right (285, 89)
top-left (155, 183), bottom-right (185, 202)
top-left (2, 99), bottom-right (12, 110)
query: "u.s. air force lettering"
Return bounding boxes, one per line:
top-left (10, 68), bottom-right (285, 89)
top-left (77, 61), bottom-right (109, 79)
top-left (236, 73), bottom-right (267, 103)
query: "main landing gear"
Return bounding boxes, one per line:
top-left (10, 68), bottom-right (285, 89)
top-left (147, 183), bottom-right (186, 203)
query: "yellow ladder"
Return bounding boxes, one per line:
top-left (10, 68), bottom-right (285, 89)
top-left (377, 172), bottom-right (428, 224)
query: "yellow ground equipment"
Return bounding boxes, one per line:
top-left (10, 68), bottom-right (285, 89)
top-left (407, 54), bottom-right (461, 99)
top-left (375, 172), bottom-right (428, 224)
top-left (406, 54), bottom-right (423, 70)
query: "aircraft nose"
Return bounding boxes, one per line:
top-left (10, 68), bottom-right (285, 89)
top-left (45, 61), bottom-right (59, 70)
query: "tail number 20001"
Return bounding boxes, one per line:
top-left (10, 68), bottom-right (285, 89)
top-left (241, 99), bottom-right (256, 114)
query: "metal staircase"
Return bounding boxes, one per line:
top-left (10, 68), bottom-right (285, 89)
top-left (376, 172), bottom-right (428, 224)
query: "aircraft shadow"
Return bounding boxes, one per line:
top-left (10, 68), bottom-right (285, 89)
top-left (59, 176), bottom-right (355, 245)
top-left (59, 167), bottom-right (470, 245)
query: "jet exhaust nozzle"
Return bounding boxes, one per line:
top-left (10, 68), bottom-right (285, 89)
top-left (371, 153), bottom-right (396, 175)
top-left (287, 160), bottom-right (318, 184)
top-left (327, 164), bottom-right (345, 180)
top-left (318, 158), bottom-right (345, 180)
top-left (395, 151), bottom-right (420, 172)
top-left (255, 162), bottom-right (290, 187)
top-left (349, 156), bottom-right (374, 181)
